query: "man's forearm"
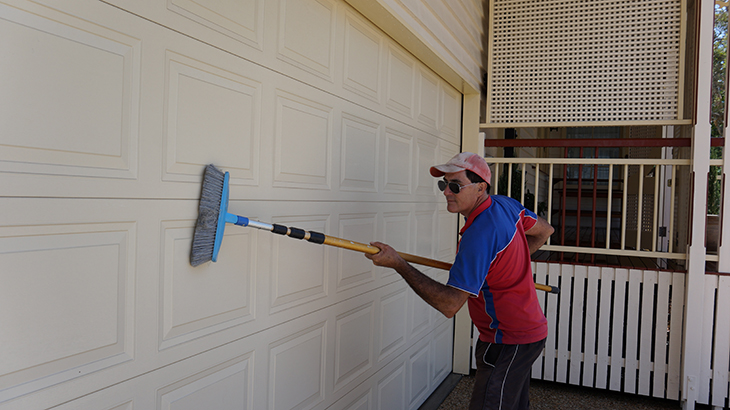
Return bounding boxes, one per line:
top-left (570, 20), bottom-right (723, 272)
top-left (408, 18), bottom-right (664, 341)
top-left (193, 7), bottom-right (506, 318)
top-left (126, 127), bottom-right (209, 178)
top-left (393, 261), bottom-right (468, 318)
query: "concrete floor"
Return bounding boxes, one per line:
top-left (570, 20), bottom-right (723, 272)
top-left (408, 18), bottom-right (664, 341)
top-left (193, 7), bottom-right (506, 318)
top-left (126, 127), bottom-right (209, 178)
top-left (420, 372), bottom-right (716, 410)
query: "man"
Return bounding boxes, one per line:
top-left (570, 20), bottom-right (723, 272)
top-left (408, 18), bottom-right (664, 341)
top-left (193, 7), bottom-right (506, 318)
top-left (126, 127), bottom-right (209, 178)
top-left (366, 152), bottom-right (554, 410)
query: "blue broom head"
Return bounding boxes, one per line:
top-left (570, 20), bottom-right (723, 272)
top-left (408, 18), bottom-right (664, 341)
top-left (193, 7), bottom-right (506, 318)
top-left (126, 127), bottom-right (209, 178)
top-left (190, 164), bottom-right (228, 266)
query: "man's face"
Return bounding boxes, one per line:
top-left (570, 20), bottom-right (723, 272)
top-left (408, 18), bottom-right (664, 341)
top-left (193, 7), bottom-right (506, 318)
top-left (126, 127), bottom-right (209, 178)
top-left (441, 170), bottom-right (483, 217)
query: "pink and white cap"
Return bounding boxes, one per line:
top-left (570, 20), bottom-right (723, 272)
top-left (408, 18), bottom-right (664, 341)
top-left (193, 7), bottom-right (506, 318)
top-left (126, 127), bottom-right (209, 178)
top-left (429, 152), bottom-right (492, 183)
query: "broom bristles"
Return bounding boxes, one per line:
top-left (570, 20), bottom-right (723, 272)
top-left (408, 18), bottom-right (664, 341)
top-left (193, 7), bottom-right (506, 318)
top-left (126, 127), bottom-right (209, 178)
top-left (190, 164), bottom-right (226, 266)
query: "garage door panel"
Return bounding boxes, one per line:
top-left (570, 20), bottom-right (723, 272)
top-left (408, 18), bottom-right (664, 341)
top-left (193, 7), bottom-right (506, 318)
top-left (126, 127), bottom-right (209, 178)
top-left (377, 287), bottom-right (407, 362)
top-left (385, 45), bottom-right (415, 118)
top-left (342, 9), bottom-right (383, 104)
top-left (273, 90), bottom-right (333, 190)
top-left (440, 84), bottom-right (461, 144)
top-left (0, 1), bottom-right (140, 180)
top-left (269, 214), bottom-right (330, 313)
top-left (277, 0), bottom-right (337, 82)
top-left (339, 113), bottom-right (380, 193)
top-left (383, 128), bottom-right (413, 194)
top-left (158, 221), bottom-right (255, 350)
top-left (268, 321), bottom-right (327, 410)
top-left (158, 352), bottom-right (253, 410)
top-left (167, 0), bottom-right (264, 49)
top-left (336, 213), bottom-right (377, 291)
top-left (415, 135), bottom-right (438, 196)
top-left (417, 68), bottom-right (440, 130)
top-left (0, 201), bottom-right (138, 403)
top-left (376, 362), bottom-right (406, 410)
top-left (407, 343), bottom-right (431, 409)
top-left (333, 302), bottom-right (374, 392)
top-left (163, 51), bottom-right (261, 184)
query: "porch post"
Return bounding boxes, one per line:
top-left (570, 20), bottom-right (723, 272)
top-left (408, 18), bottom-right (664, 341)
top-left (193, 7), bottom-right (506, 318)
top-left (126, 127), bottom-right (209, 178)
top-left (681, 0), bottom-right (714, 408)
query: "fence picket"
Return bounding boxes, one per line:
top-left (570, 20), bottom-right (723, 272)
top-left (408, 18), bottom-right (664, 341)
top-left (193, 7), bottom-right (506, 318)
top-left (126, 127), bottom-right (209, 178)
top-left (595, 267), bottom-right (614, 389)
top-left (556, 265), bottom-right (573, 383)
top-left (699, 276), bottom-right (717, 402)
top-left (653, 271), bottom-right (672, 398)
top-left (583, 266), bottom-right (600, 387)
top-left (543, 263), bottom-right (561, 381)
top-left (570, 265), bottom-right (587, 385)
top-left (624, 270), bottom-right (642, 393)
top-left (666, 272), bottom-right (685, 400)
top-left (532, 262), bottom-right (547, 378)
top-left (712, 276), bottom-right (730, 407)
top-left (610, 268), bottom-right (628, 391)
top-left (638, 270), bottom-right (658, 396)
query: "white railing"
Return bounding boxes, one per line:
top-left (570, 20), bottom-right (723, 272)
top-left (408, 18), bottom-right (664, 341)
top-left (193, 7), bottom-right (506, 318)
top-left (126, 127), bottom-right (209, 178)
top-left (486, 157), bottom-right (724, 264)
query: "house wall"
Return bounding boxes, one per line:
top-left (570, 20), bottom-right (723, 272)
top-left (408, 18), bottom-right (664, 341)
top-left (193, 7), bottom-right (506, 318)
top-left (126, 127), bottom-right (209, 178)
top-left (0, 0), bottom-right (478, 408)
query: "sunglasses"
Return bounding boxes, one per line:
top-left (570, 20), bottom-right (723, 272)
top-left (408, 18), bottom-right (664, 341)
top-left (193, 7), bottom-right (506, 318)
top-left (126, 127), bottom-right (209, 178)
top-left (437, 179), bottom-right (477, 194)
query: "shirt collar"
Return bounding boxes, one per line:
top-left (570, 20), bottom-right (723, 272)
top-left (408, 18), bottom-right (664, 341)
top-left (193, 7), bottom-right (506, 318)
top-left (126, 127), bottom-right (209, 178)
top-left (459, 195), bottom-right (492, 235)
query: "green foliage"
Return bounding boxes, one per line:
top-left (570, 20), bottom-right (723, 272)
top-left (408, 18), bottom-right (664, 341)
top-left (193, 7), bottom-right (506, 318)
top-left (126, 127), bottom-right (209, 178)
top-left (708, 5), bottom-right (726, 215)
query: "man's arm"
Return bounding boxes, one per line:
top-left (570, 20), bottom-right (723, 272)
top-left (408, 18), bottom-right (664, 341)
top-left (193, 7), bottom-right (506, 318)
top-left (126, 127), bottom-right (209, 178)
top-left (525, 216), bottom-right (554, 254)
top-left (366, 242), bottom-right (470, 318)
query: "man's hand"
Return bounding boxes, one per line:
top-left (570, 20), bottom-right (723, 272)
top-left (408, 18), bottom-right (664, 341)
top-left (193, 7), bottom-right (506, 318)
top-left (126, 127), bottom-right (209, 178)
top-left (526, 216), bottom-right (554, 254)
top-left (365, 242), bottom-right (407, 270)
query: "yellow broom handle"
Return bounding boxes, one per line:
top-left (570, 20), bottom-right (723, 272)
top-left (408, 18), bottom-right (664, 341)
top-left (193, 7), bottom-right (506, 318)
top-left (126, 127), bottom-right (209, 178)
top-left (322, 234), bottom-right (559, 294)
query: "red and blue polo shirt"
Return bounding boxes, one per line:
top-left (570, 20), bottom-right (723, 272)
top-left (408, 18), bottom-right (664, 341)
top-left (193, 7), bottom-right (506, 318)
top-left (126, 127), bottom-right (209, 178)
top-left (447, 195), bottom-right (547, 345)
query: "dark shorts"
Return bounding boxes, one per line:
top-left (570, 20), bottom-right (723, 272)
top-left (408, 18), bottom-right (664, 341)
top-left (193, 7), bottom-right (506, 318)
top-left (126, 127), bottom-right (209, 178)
top-left (469, 338), bottom-right (546, 410)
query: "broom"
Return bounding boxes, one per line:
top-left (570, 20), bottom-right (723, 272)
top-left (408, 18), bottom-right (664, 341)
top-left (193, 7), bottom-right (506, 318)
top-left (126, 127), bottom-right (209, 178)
top-left (190, 164), bottom-right (559, 294)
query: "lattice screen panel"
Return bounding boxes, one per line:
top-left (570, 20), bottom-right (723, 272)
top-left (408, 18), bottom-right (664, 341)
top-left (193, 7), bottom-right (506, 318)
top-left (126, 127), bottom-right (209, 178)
top-left (486, 0), bottom-right (682, 125)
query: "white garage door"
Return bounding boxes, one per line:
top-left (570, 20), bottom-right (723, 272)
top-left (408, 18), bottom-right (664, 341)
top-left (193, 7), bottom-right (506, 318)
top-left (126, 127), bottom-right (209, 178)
top-left (0, 0), bottom-right (463, 409)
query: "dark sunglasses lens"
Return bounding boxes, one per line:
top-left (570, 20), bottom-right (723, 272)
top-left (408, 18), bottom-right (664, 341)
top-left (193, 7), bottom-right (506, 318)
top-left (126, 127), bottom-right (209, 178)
top-left (437, 180), bottom-right (460, 193)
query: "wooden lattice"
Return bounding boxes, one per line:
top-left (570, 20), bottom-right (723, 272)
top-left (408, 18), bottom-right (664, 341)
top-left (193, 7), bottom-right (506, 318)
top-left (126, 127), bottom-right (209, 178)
top-left (487, 0), bottom-right (682, 125)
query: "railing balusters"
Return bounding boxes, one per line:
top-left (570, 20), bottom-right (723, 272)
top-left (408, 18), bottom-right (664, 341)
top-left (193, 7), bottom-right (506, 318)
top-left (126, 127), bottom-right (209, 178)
top-left (637, 164), bottom-right (645, 250)
top-left (521, 164), bottom-right (526, 204)
top-left (669, 165), bottom-right (677, 254)
top-left (621, 164), bottom-right (629, 250)
top-left (548, 164), bottom-right (554, 246)
top-left (606, 164), bottom-right (614, 250)
top-left (508, 163), bottom-right (513, 199)
top-left (534, 163), bottom-right (540, 216)
top-left (652, 166), bottom-right (660, 252)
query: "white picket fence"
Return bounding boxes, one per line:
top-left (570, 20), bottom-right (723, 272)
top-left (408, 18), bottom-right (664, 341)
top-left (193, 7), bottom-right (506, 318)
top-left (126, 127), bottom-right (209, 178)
top-left (471, 262), bottom-right (730, 406)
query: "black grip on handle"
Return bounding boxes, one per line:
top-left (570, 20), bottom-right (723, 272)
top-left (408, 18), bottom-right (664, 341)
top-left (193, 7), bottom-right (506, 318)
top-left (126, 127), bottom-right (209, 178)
top-left (550, 286), bottom-right (560, 294)
top-left (307, 231), bottom-right (325, 244)
top-left (272, 224), bottom-right (288, 235)
top-left (288, 227), bottom-right (306, 239)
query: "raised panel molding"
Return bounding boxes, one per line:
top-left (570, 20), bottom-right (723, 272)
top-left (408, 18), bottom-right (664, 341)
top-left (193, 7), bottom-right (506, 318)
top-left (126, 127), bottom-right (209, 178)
top-left (383, 128), bottom-right (412, 194)
top-left (159, 220), bottom-right (255, 350)
top-left (163, 51), bottom-right (261, 184)
top-left (167, 0), bottom-right (264, 49)
top-left (334, 302), bottom-right (374, 391)
top-left (277, 0), bottom-right (337, 81)
top-left (269, 215), bottom-right (329, 312)
top-left (377, 288), bottom-right (407, 361)
top-left (415, 137), bottom-right (437, 195)
top-left (440, 85), bottom-right (461, 143)
top-left (273, 91), bottom-right (333, 189)
top-left (385, 45), bottom-right (414, 118)
top-left (336, 214), bottom-right (377, 291)
top-left (416, 68), bottom-right (439, 129)
top-left (340, 113), bottom-right (380, 193)
top-left (377, 362), bottom-right (406, 410)
top-left (157, 353), bottom-right (253, 410)
top-left (0, 223), bottom-right (135, 398)
top-left (0, 2), bottom-right (140, 179)
top-left (268, 322), bottom-right (327, 410)
top-left (343, 10), bottom-right (382, 103)
top-left (415, 210), bottom-right (435, 258)
top-left (407, 344), bottom-right (430, 408)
